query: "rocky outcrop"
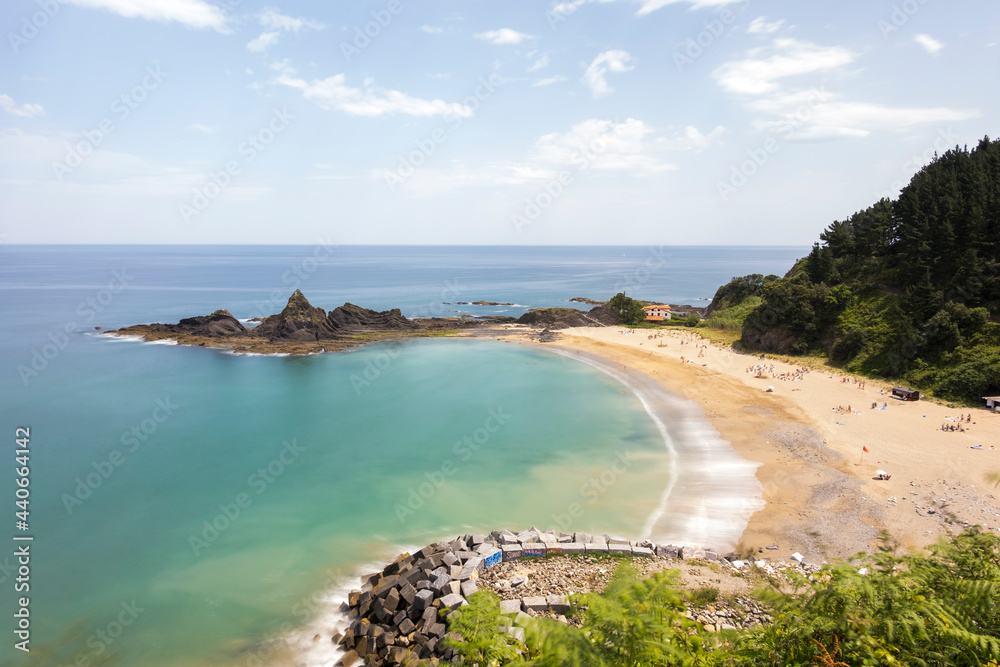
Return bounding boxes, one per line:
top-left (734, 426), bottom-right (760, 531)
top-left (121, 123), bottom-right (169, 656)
top-left (516, 305), bottom-right (614, 328)
top-left (326, 303), bottom-right (417, 331)
top-left (251, 290), bottom-right (338, 341)
top-left (128, 309), bottom-right (247, 338)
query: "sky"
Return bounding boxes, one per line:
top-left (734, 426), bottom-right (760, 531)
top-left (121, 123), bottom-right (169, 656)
top-left (0, 0), bottom-right (998, 245)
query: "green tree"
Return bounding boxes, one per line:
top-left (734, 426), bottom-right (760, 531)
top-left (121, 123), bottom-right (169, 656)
top-left (607, 293), bottom-right (646, 325)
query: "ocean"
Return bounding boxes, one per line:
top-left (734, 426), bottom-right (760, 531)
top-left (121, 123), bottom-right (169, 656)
top-left (0, 245), bottom-right (804, 666)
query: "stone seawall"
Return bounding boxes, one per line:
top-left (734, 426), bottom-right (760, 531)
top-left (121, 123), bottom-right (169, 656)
top-left (334, 527), bottom-right (741, 666)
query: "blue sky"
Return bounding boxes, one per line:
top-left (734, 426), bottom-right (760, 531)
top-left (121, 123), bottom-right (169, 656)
top-left (1, 0), bottom-right (997, 245)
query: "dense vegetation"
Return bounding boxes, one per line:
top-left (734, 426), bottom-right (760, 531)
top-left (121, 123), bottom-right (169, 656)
top-left (707, 137), bottom-right (1000, 404)
top-left (440, 530), bottom-right (1000, 667)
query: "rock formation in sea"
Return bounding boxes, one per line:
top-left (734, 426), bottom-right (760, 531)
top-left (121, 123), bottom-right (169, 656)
top-left (326, 302), bottom-right (417, 332)
top-left (110, 290), bottom-right (504, 354)
top-left (251, 289), bottom-right (339, 341)
top-left (133, 308), bottom-right (248, 338)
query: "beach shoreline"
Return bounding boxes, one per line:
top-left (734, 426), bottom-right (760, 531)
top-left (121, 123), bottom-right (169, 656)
top-left (531, 327), bottom-right (1000, 562)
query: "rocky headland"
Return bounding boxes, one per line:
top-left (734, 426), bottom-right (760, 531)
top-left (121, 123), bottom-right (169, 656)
top-left (110, 290), bottom-right (522, 355)
top-left (110, 291), bottom-right (623, 355)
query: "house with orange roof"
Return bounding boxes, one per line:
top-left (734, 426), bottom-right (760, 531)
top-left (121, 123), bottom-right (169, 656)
top-left (642, 304), bottom-right (671, 322)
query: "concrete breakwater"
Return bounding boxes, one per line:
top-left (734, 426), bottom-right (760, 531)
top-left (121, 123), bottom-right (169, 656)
top-left (334, 527), bottom-right (729, 666)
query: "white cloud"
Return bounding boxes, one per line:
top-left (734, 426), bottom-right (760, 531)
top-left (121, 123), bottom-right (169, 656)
top-left (0, 94), bottom-right (44, 118)
top-left (659, 125), bottom-right (726, 151)
top-left (747, 17), bottom-right (785, 35)
top-left (258, 8), bottom-right (324, 32)
top-left (635, 0), bottom-right (745, 14)
top-left (64, 0), bottom-right (227, 31)
top-left (533, 76), bottom-right (568, 87)
top-left (247, 31), bottom-right (280, 53)
top-left (474, 29), bottom-right (536, 45)
top-left (528, 54), bottom-right (550, 72)
top-left (428, 72), bottom-right (452, 80)
top-left (582, 50), bottom-right (634, 98)
top-left (420, 25), bottom-right (443, 34)
top-left (712, 38), bottom-right (855, 95)
top-left (550, 0), bottom-right (742, 18)
top-left (189, 123), bottom-right (215, 133)
top-left (379, 118), bottom-right (674, 195)
top-left (246, 9), bottom-right (324, 52)
top-left (533, 118), bottom-right (674, 172)
top-left (753, 96), bottom-right (977, 139)
top-left (278, 74), bottom-right (474, 118)
top-left (914, 34), bottom-right (944, 55)
top-left (713, 38), bottom-right (979, 141)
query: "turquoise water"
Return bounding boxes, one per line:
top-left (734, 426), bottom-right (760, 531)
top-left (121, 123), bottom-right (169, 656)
top-left (0, 246), bottom-right (802, 666)
top-left (13, 338), bottom-right (673, 666)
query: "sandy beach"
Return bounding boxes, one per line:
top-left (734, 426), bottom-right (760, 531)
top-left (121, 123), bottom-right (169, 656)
top-left (530, 326), bottom-right (1000, 563)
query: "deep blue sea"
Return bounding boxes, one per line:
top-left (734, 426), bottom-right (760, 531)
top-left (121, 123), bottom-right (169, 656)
top-left (0, 245), bottom-right (804, 666)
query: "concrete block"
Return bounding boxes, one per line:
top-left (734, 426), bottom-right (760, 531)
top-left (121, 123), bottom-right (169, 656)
top-left (546, 595), bottom-right (570, 615)
top-left (336, 649), bottom-right (360, 666)
top-left (438, 593), bottom-right (466, 611)
top-left (560, 542), bottom-right (586, 555)
top-left (499, 599), bottom-right (521, 615)
top-left (608, 543), bottom-right (631, 555)
top-left (501, 544), bottom-right (523, 562)
top-left (412, 589), bottom-right (434, 612)
top-left (656, 545), bottom-right (680, 558)
top-left (632, 546), bottom-right (653, 557)
top-left (522, 596), bottom-right (548, 613)
top-left (543, 542), bottom-right (562, 555)
top-left (384, 587), bottom-right (401, 613)
top-left (680, 546), bottom-right (706, 561)
top-left (482, 547), bottom-right (502, 569)
top-left (430, 573), bottom-right (452, 593)
top-left (460, 580), bottom-right (478, 597)
top-left (399, 583), bottom-right (416, 605)
top-left (585, 543), bottom-right (609, 554)
top-left (522, 544), bottom-right (546, 558)
top-left (373, 574), bottom-right (399, 595)
top-left (458, 557), bottom-right (483, 580)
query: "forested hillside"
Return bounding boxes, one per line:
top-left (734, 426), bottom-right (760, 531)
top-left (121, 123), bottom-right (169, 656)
top-left (708, 136), bottom-right (1000, 404)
